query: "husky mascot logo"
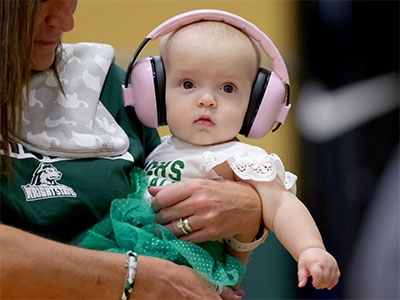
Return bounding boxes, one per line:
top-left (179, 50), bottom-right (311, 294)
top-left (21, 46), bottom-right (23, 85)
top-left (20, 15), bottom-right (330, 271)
top-left (30, 163), bottom-right (62, 186)
top-left (21, 163), bottom-right (77, 201)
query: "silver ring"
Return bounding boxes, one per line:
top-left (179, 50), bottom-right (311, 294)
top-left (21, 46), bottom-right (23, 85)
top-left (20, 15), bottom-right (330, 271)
top-left (214, 284), bottom-right (224, 295)
top-left (177, 217), bottom-right (192, 235)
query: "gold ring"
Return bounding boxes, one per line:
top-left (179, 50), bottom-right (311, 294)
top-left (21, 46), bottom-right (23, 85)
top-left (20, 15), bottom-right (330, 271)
top-left (182, 217), bottom-right (193, 233)
top-left (177, 217), bottom-right (192, 235)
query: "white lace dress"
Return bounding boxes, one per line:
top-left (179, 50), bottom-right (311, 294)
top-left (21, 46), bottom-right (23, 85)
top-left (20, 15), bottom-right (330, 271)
top-left (145, 135), bottom-right (297, 194)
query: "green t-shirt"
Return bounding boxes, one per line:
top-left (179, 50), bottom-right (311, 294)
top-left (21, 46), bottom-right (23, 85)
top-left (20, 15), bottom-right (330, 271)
top-left (0, 63), bottom-right (160, 244)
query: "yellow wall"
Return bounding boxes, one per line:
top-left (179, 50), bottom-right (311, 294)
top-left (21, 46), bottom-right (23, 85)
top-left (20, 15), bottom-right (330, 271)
top-left (64, 0), bottom-right (300, 174)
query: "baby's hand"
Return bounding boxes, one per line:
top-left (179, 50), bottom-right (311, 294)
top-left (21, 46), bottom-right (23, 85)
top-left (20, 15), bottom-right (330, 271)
top-left (297, 248), bottom-right (340, 290)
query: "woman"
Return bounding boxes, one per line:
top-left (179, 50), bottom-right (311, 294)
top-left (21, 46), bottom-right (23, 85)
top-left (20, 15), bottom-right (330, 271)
top-left (0, 1), bottom-right (263, 298)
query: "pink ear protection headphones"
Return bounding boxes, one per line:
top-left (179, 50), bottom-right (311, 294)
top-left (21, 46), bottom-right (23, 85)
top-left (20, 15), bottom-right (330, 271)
top-left (122, 9), bottom-right (291, 138)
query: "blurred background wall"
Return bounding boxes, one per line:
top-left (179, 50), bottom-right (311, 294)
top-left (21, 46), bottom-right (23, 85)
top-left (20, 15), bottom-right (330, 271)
top-left (64, 1), bottom-right (399, 299)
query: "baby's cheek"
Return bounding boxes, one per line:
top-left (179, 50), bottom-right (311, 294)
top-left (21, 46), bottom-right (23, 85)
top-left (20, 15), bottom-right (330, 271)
top-left (167, 111), bottom-right (186, 135)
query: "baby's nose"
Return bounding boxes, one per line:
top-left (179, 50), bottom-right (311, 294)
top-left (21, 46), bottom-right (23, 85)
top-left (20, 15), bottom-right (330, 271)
top-left (197, 93), bottom-right (217, 108)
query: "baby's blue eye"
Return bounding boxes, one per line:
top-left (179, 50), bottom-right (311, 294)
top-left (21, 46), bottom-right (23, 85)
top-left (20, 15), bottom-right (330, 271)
top-left (181, 81), bottom-right (194, 89)
top-left (221, 84), bottom-right (235, 93)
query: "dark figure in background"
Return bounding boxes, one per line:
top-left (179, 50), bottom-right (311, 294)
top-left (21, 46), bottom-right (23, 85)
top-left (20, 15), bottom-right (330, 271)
top-left (296, 1), bottom-right (399, 299)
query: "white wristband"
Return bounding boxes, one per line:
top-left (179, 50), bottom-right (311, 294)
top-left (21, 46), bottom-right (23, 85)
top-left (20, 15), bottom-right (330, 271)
top-left (224, 227), bottom-right (269, 252)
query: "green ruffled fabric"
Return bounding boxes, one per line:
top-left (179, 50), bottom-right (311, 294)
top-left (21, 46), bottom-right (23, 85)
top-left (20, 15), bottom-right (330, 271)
top-left (79, 167), bottom-right (245, 286)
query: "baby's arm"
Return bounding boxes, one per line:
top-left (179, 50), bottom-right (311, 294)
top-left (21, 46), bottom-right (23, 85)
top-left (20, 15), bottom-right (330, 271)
top-left (248, 177), bottom-right (340, 290)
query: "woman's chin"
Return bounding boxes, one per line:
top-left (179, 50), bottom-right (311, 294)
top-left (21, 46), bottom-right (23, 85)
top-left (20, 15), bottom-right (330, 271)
top-left (31, 54), bottom-right (55, 71)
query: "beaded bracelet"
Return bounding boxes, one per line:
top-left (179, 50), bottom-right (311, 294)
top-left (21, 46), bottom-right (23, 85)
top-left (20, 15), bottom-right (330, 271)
top-left (121, 251), bottom-right (138, 300)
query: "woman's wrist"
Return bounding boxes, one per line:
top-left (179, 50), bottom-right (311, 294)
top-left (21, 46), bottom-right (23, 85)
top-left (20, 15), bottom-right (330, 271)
top-left (121, 251), bottom-right (138, 300)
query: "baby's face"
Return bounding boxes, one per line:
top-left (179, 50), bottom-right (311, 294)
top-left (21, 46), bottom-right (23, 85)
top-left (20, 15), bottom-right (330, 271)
top-left (164, 28), bottom-right (258, 146)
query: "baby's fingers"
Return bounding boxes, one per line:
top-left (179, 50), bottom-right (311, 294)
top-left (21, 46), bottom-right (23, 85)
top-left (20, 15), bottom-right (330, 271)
top-left (311, 264), bottom-right (340, 289)
top-left (327, 267), bottom-right (341, 290)
top-left (309, 264), bottom-right (324, 289)
top-left (298, 248), bottom-right (340, 290)
top-left (297, 265), bottom-right (309, 288)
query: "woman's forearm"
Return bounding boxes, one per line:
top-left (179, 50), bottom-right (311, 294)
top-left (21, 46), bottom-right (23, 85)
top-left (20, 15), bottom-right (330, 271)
top-left (0, 224), bottom-right (126, 299)
top-left (0, 224), bottom-right (226, 299)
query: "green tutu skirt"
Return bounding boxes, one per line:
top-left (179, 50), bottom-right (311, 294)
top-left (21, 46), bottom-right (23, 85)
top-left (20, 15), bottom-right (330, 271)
top-left (79, 167), bottom-right (245, 286)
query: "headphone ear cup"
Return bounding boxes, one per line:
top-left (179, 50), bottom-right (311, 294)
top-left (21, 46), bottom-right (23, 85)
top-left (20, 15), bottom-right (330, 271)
top-left (244, 68), bottom-right (288, 139)
top-left (240, 68), bottom-right (270, 137)
top-left (123, 56), bottom-right (166, 128)
top-left (152, 56), bottom-right (167, 126)
top-left (240, 68), bottom-right (288, 139)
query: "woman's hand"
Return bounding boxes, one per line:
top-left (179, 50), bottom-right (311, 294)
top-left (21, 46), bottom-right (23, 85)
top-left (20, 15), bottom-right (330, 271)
top-left (134, 256), bottom-right (243, 300)
top-left (149, 178), bottom-right (262, 244)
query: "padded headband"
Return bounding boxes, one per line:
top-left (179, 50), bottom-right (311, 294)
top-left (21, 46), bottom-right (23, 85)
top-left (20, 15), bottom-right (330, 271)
top-left (125, 9), bottom-right (289, 87)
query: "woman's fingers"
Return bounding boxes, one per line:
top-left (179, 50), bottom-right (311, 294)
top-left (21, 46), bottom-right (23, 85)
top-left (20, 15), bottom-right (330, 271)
top-left (163, 215), bottom-right (200, 238)
top-left (179, 229), bottom-right (213, 244)
top-left (135, 257), bottom-right (224, 299)
top-left (152, 179), bottom-right (262, 243)
top-left (149, 180), bottom-right (204, 213)
top-left (163, 216), bottom-right (220, 243)
top-left (220, 287), bottom-right (245, 300)
top-left (154, 200), bottom-right (193, 224)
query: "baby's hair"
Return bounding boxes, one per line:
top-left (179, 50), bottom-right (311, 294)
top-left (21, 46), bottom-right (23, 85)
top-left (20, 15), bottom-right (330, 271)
top-left (160, 21), bottom-right (261, 69)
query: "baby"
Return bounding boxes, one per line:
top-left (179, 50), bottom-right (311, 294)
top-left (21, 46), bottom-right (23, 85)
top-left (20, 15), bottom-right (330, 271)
top-left (144, 19), bottom-right (340, 290)
top-left (81, 11), bottom-right (340, 292)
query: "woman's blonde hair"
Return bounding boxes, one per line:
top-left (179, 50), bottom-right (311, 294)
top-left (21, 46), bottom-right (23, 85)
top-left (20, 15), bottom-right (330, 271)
top-left (0, 0), bottom-right (63, 175)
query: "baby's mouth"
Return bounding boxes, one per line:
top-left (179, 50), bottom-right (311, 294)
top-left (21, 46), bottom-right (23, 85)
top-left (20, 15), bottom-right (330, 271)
top-left (194, 116), bottom-right (215, 127)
